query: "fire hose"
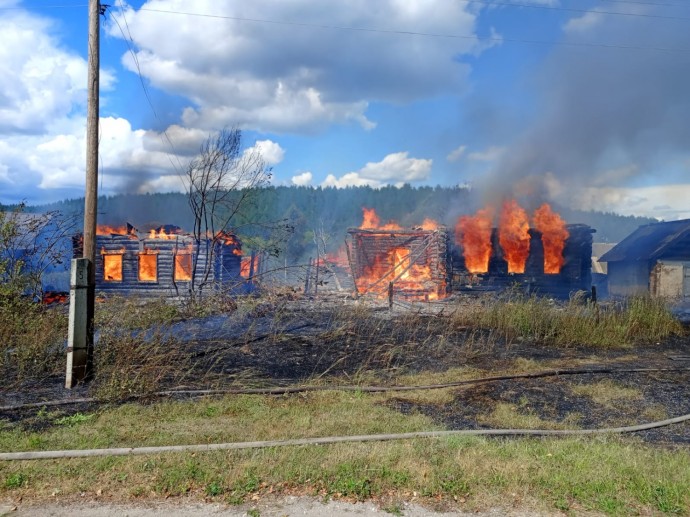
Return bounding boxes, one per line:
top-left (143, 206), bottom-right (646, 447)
top-left (1, 413), bottom-right (689, 461)
top-left (2, 366), bottom-right (690, 411)
top-left (1, 366), bottom-right (689, 461)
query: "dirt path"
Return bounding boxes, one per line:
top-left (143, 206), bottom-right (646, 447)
top-left (3, 497), bottom-right (568, 516)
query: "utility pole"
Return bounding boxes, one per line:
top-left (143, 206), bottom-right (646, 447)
top-left (66, 0), bottom-right (101, 388)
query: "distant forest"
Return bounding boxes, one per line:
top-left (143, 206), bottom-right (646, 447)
top-left (21, 185), bottom-right (656, 262)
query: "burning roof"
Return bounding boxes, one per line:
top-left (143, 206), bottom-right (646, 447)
top-left (74, 223), bottom-right (252, 297)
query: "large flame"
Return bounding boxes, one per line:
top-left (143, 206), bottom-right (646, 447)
top-left (101, 247), bottom-right (124, 282)
top-left (174, 252), bottom-right (192, 281)
top-left (355, 246), bottom-right (444, 301)
top-left (360, 207), bottom-right (380, 229)
top-left (359, 207), bottom-right (401, 231)
top-left (455, 207), bottom-right (493, 273)
top-left (498, 199), bottom-right (531, 274)
top-left (533, 203), bottom-right (570, 274)
top-left (353, 208), bottom-right (446, 300)
top-left (138, 251), bottom-right (158, 282)
top-left (455, 200), bottom-right (569, 275)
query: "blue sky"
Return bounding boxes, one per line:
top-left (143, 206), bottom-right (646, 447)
top-left (1, 0), bottom-right (690, 220)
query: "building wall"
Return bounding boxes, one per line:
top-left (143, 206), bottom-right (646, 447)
top-left (348, 228), bottom-right (450, 298)
top-left (607, 261), bottom-right (651, 297)
top-left (651, 260), bottom-right (690, 298)
top-left (89, 234), bottom-right (242, 297)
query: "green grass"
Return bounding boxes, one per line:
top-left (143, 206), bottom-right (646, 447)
top-left (0, 390), bottom-right (688, 514)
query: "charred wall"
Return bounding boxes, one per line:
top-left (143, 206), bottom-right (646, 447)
top-left (73, 233), bottom-right (243, 297)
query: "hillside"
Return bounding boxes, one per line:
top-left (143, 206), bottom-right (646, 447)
top-left (17, 185), bottom-right (656, 264)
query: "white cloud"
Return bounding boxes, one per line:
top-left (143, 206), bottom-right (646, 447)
top-left (322, 172), bottom-right (380, 189)
top-left (468, 146), bottom-right (505, 162)
top-left (563, 11), bottom-right (604, 33)
top-left (0, 8), bottom-right (117, 136)
top-left (447, 145), bottom-right (467, 162)
top-left (107, 0), bottom-right (482, 133)
top-left (321, 152), bottom-right (432, 188)
top-left (291, 171), bottom-right (313, 186)
top-left (359, 152), bottom-right (432, 182)
top-left (242, 139), bottom-right (285, 166)
top-left (548, 180), bottom-right (690, 221)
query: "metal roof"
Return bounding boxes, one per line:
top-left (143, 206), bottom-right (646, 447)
top-left (598, 219), bottom-right (690, 262)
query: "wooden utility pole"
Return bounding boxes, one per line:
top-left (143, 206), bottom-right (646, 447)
top-left (66, 0), bottom-right (100, 387)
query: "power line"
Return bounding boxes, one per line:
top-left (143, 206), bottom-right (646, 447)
top-left (459, 0), bottom-right (690, 20)
top-left (107, 2), bottom-right (185, 175)
top-left (139, 1), bottom-right (690, 24)
top-left (137, 7), bottom-right (690, 53)
top-left (0, 4), bottom-right (87, 9)
top-left (596, 0), bottom-right (687, 6)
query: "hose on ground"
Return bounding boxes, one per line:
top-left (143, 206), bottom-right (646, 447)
top-left (2, 366), bottom-right (689, 411)
top-left (1, 412), bottom-right (689, 461)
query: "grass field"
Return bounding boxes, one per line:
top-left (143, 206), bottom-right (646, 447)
top-left (1, 292), bottom-right (688, 515)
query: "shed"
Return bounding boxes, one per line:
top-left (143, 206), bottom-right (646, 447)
top-left (598, 219), bottom-right (690, 298)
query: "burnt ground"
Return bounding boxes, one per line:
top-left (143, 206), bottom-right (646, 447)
top-left (2, 295), bottom-right (690, 445)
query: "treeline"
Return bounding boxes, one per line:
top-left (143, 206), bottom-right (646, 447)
top-left (26, 185), bottom-right (655, 260)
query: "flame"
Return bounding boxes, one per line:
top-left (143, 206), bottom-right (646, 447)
top-left (42, 291), bottom-right (68, 305)
top-left (241, 255), bottom-right (260, 278)
top-left (420, 218), bottom-right (439, 231)
top-left (355, 245), bottom-right (445, 301)
top-left (138, 250), bottom-right (158, 282)
top-left (533, 203), bottom-right (570, 274)
top-left (321, 246), bottom-right (349, 268)
top-left (174, 252), bottom-right (192, 281)
top-left (100, 247), bottom-right (124, 282)
top-left (216, 231), bottom-right (239, 246)
top-left (97, 224), bottom-right (136, 237)
top-left (455, 207), bottom-right (493, 273)
top-left (360, 207), bottom-right (380, 229)
top-left (498, 199), bottom-right (531, 274)
top-left (359, 207), bottom-right (401, 231)
top-left (148, 227), bottom-right (181, 240)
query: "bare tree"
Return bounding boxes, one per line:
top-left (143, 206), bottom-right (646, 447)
top-left (0, 203), bottom-right (78, 299)
top-left (183, 127), bottom-right (272, 297)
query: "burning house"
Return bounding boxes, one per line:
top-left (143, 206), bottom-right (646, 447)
top-left (598, 219), bottom-right (690, 299)
top-left (343, 204), bottom-right (594, 301)
top-left (73, 224), bottom-right (252, 296)
top-left (454, 201), bottom-right (594, 298)
top-left (346, 209), bottom-right (451, 301)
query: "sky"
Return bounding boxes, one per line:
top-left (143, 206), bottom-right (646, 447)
top-left (1, 0), bottom-right (690, 220)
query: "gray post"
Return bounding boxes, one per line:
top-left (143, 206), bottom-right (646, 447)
top-left (65, 259), bottom-right (92, 388)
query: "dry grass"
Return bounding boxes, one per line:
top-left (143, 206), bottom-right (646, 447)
top-left (0, 296), bottom-right (67, 387)
top-left (571, 380), bottom-right (644, 406)
top-left (478, 402), bottom-right (583, 430)
top-left (451, 293), bottom-right (683, 348)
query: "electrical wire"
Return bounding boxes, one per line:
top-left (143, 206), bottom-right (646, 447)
top-left (107, 2), bottom-right (185, 176)
top-left (136, 7), bottom-right (690, 53)
top-left (457, 0), bottom-right (690, 21)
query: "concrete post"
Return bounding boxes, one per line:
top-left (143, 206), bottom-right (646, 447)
top-left (65, 258), bottom-right (92, 388)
